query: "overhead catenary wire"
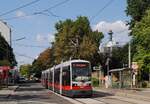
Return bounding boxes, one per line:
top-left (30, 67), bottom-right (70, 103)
top-left (3, 0), bottom-right (70, 20)
top-left (14, 43), bottom-right (49, 48)
top-left (0, 0), bottom-right (41, 17)
top-left (39, 0), bottom-right (70, 12)
top-left (90, 0), bottom-right (115, 22)
top-left (15, 52), bottom-right (35, 59)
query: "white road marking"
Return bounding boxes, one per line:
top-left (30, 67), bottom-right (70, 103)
top-left (47, 90), bottom-right (83, 104)
top-left (111, 96), bottom-right (150, 104)
top-left (19, 100), bottom-right (57, 104)
top-left (0, 102), bottom-right (17, 104)
top-left (47, 90), bottom-right (105, 104)
top-left (75, 98), bottom-right (104, 104)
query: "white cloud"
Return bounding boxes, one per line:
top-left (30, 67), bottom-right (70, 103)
top-left (48, 33), bottom-right (55, 43)
top-left (36, 33), bottom-right (55, 43)
top-left (93, 20), bottom-right (131, 44)
top-left (36, 34), bottom-right (47, 43)
top-left (16, 10), bottom-right (26, 17)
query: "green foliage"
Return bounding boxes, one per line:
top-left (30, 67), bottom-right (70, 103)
top-left (31, 16), bottom-right (104, 78)
top-left (53, 16), bottom-right (103, 65)
top-left (126, 0), bottom-right (150, 82)
top-left (142, 81), bottom-right (148, 88)
top-left (126, 0), bottom-right (150, 28)
top-left (92, 78), bottom-right (99, 87)
top-left (31, 48), bottom-right (52, 78)
top-left (0, 34), bottom-right (17, 66)
top-left (20, 64), bottom-right (32, 78)
top-left (110, 46), bottom-right (129, 69)
top-left (132, 9), bottom-right (150, 72)
top-left (0, 60), bottom-right (11, 66)
top-left (126, 0), bottom-right (150, 21)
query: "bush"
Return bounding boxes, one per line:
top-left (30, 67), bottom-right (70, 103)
top-left (142, 81), bottom-right (148, 88)
top-left (92, 78), bottom-right (99, 87)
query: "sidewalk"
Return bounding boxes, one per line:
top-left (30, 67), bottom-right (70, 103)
top-left (0, 85), bottom-right (19, 99)
top-left (93, 87), bottom-right (150, 101)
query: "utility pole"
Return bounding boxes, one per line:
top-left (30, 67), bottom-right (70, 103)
top-left (128, 41), bottom-right (134, 88)
top-left (107, 30), bottom-right (113, 76)
top-left (128, 42), bottom-right (131, 68)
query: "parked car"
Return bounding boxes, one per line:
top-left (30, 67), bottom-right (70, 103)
top-left (19, 77), bottom-right (26, 83)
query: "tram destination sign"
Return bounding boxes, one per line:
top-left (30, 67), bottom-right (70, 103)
top-left (72, 63), bottom-right (88, 68)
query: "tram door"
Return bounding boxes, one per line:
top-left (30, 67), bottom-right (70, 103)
top-left (62, 66), bottom-right (71, 95)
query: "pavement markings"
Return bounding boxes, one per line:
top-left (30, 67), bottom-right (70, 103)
top-left (47, 90), bottom-right (105, 104)
top-left (0, 102), bottom-right (17, 104)
top-left (111, 96), bottom-right (150, 104)
top-left (18, 100), bottom-right (57, 104)
top-left (47, 90), bottom-right (83, 104)
top-left (75, 98), bottom-right (105, 104)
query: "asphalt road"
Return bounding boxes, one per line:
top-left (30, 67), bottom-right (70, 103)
top-left (0, 82), bottom-right (149, 104)
top-left (1, 82), bottom-right (73, 104)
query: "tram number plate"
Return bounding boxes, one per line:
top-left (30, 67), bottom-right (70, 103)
top-left (80, 83), bottom-right (84, 88)
top-left (80, 86), bottom-right (84, 88)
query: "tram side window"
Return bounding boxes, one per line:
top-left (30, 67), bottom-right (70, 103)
top-left (62, 66), bottom-right (70, 86)
top-left (46, 73), bottom-right (48, 80)
top-left (49, 71), bottom-right (52, 83)
top-left (54, 68), bottom-right (60, 85)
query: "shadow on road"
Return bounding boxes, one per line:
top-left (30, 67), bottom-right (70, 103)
top-left (92, 90), bottom-right (114, 98)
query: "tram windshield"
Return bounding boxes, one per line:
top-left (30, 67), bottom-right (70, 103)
top-left (72, 62), bottom-right (91, 81)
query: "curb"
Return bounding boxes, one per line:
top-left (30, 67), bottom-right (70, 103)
top-left (115, 91), bottom-right (150, 102)
top-left (94, 88), bottom-right (150, 102)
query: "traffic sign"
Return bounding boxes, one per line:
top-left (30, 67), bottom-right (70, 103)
top-left (93, 66), bottom-right (101, 70)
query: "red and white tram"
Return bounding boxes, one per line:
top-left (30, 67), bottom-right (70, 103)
top-left (41, 59), bottom-right (92, 97)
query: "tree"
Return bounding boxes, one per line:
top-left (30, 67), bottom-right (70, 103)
top-left (20, 64), bottom-right (32, 78)
top-left (132, 9), bottom-right (150, 76)
top-left (0, 34), bottom-right (17, 66)
top-left (126, 0), bottom-right (150, 30)
top-left (31, 48), bottom-right (52, 78)
top-left (110, 45), bottom-right (129, 69)
top-left (126, 0), bottom-right (150, 21)
top-left (53, 16), bottom-right (103, 65)
top-left (126, 0), bottom-right (150, 85)
top-left (126, 0), bottom-right (150, 28)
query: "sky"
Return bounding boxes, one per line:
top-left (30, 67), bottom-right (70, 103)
top-left (0, 0), bottom-right (130, 66)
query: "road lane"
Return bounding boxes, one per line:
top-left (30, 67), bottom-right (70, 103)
top-left (1, 82), bottom-right (149, 104)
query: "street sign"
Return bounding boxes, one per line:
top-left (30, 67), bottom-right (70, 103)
top-left (93, 66), bottom-right (101, 70)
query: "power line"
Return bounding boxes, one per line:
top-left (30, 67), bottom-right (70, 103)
top-left (14, 43), bottom-right (49, 48)
top-left (3, 12), bottom-right (46, 20)
top-left (15, 52), bottom-right (35, 59)
top-left (3, 0), bottom-right (70, 20)
top-left (90, 0), bottom-right (115, 22)
top-left (0, 0), bottom-right (40, 17)
top-left (40, 0), bottom-right (70, 12)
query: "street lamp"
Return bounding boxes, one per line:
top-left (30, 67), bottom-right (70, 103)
top-left (9, 37), bottom-right (26, 85)
top-left (12, 37), bottom-right (26, 42)
top-left (105, 30), bottom-right (113, 76)
top-left (99, 30), bottom-right (118, 88)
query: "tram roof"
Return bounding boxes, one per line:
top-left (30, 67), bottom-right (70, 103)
top-left (55, 59), bottom-right (89, 69)
top-left (42, 59), bottom-right (90, 72)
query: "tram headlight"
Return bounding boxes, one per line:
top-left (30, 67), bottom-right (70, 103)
top-left (88, 83), bottom-right (91, 86)
top-left (72, 83), bottom-right (78, 86)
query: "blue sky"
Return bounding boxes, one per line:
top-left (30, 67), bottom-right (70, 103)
top-left (0, 0), bottom-right (130, 65)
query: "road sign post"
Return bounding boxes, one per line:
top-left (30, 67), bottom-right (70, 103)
top-left (93, 66), bottom-right (102, 86)
top-left (131, 62), bottom-right (139, 87)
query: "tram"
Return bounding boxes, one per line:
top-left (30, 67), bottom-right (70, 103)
top-left (41, 59), bottom-right (92, 97)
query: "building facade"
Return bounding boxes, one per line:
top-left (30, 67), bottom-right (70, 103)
top-left (0, 20), bottom-right (11, 45)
